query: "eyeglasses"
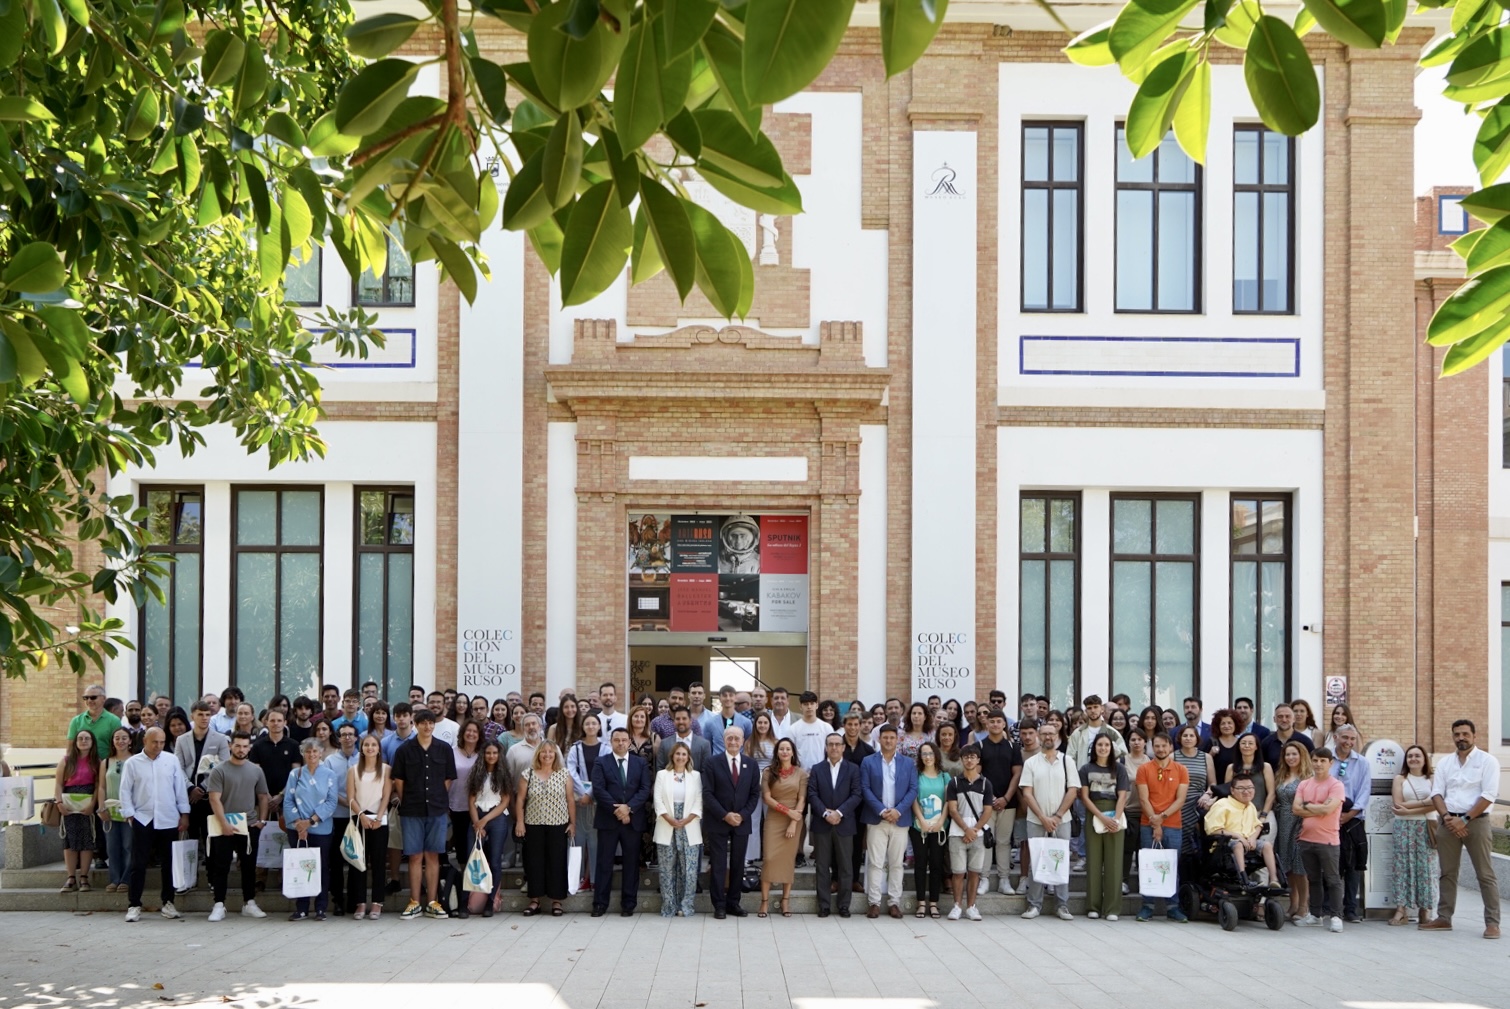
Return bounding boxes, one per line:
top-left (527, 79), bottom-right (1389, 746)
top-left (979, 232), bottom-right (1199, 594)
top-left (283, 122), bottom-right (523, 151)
top-left (83, 694), bottom-right (103, 701)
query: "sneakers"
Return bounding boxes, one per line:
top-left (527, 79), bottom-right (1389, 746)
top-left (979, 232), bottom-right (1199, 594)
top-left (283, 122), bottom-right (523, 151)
top-left (1021, 906), bottom-right (1041, 919)
top-left (424, 901), bottom-right (446, 919)
top-left (1329, 916), bottom-right (1344, 933)
top-left (208, 903), bottom-right (226, 922)
top-left (947, 904), bottom-right (963, 921)
top-left (1087, 910), bottom-right (1099, 919)
top-left (1136, 907), bottom-right (1153, 922)
top-left (241, 901), bottom-right (267, 919)
top-left (1121, 882), bottom-right (1130, 895)
top-left (125, 906), bottom-right (142, 923)
top-left (1106, 914), bottom-right (1119, 922)
top-left (400, 901), bottom-right (422, 920)
top-left (1071, 858), bottom-right (1086, 872)
top-left (1295, 914), bottom-right (1321, 927)
top-left (1166, 909), bottom-right (1189, 923)
top-left (1055, 906), bottom-right (1074, 921)
top-left (998, 879), bottom-right (1014, 896)
top-left (976, 877), bottom-right (989, 896)
top-left (160, 902), bottom-right (182, 919)
top-left (964, 905), bottom-right (982, 921)
top-left (1016, 877), bottom-right (1030, 894)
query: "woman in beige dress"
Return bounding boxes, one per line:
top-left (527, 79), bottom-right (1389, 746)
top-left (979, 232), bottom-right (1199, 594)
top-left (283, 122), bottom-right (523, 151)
top-left (758, 738), bottom-right (807, 917)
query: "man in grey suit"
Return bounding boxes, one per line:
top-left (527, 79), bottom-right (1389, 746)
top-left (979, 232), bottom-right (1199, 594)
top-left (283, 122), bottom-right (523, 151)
top-left (656, 706), bottom-right (712, 772)
top-left (175, 699), bottom-right (230, 890)
top-left (808, 732), bottom-right (862, 917)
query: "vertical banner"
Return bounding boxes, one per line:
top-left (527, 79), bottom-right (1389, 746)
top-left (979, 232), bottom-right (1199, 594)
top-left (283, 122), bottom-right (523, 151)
top-left (759, 515), bottom-right (808, 632)
top-left (910, 131), bottom-right (977, 701)
top-left (670, 574), bottom-right (719, 631)
top-left (670, 516), bottom-right (718, 572)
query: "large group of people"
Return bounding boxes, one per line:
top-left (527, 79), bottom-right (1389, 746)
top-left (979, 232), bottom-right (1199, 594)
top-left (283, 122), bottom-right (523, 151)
top-left (46, 680), bottom-right (1501, 939)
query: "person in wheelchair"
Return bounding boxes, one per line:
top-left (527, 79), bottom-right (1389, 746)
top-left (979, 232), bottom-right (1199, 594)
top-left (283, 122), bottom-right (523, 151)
top-left (1202, 774), bottom-right (1283, 891)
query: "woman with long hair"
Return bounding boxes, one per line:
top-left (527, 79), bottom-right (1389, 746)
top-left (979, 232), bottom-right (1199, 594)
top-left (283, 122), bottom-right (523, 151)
top-left (1389, 744), bottom-right (1439, 926)
top-left (1207, 709), bottom-right (1241, 783)
top-left (549, 695), bottom-right (583, 753)
top-left (1322, 703), bottom-right (1360, 751)
top-left (502, 704), bottom-right (529, 749)
top-left (233, 702), bottom-right (261, 737)
top-left (653, 741), bottom-right (702, 917)
top-left (1080, 730), bottom-right (1129, 920)
top-left (1290, 698), bottom-right (1321, 737)
top-left (56, 730), bottom-right (99, 892)
top-left (463, 739), bottom-right (512, 918)
top-left (1173, 725), bottom-right (1215, 855)
top-left (367, 701), bottom-right (392, 742)
top-left (1272, 739), bottom-right (1312, 922)
top-left (164, 707), bottom-right (191, 752)
top-left (935, 723), bottom-right (964, 777)
top-left (514, 742), bottom-right (575, 916)
top-left (899, 702), bottom-right (934, 759)
top-left (345, 733), bottom-right (392, 919)
top-left (909, 740), bottom-right (949, 919)
top-left (1160, 709), bottom-right (1180, 735)
top-left (941, 698), bottom-right (963, 733)
top-left (1225, 733), bottom-right (1274, 816)
top-left (568, 712), bottom-right (604, 892)
top-left (449, 693), bottom-right (471, 724)
top-left (485, 700), bottom-right (511, 745)
top-left (97, 727), bottom-right (134, 892)
top-left (1108, 707), bottom-right (1130, 744)
top-left (1121, 728), bottom-right (1151, 886)
top-left (758, 738), bottom-right (807, 917)
top-left (744, 711), bottom-right (780, 862)
top-left (1137, 705), bottom-right (1163, 741)
top-left (310, 718), bottom-right (334, 757)
top-left (448, 720), bottom-right (483, 876)
top-left (628, 706), bottom-right (657, 867)
top-left (817, 699), bottom-right (842, 731)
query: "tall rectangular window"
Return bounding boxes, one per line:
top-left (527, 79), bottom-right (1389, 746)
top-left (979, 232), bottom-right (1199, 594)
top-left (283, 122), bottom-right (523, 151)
top-left (355, 488), bottom-right (415, 700)
top-left (1020, 494), bottom-right (1079, 711)
top-left (1115, 129), bottom-right (1201, 312)
top-left (1233, 127), bottom-right (1294, 313)
top-left (1502, 584), bottom-right (1510, 745)
top-left (354, 233), bottom-right (415, 306)
top-left (1231, 495), bottom-right (1290, 718)
top-left (1111, 495), bottom-right (1199, 708)
top-left (1022, 123), bottom-right (1083, 312)
top-left (232, 488), bottom-right (323, 706)
top-left (138, 488), bottom-right (203, 707)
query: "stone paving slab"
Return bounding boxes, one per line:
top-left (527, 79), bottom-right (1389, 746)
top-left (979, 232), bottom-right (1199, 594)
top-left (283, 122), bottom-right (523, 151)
top-left (0, 891), bottom-right (1502, 1009)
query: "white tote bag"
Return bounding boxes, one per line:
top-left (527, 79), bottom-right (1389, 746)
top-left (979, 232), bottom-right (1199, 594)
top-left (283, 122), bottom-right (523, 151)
top-left (463, 837), bottom-right (493, 894)
top-left (256, 824), bottom-right (288, 868)
top-left (566, 844), bottom-right (583, 896)
top-left (170, 838), bottom-right (200, 890)
top-left (1028, 835), bottom-right (1071, 886)
top-left (340, 817), bottom-right (367, 873)
top-left (282, 842), bottom-right (323, 898)
top-left (0, 777), bottom-right (35, 822)
top-left (1139, 845), bottom-right (1179, 898)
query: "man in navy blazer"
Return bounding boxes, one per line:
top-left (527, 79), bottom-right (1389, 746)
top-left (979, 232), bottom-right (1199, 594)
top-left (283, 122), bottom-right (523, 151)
top-left (589, 728), bottom-right (653, 916)
top-left (860, 724), bottom-right (918, 918)
top-left (702, 724), bottom-right (760, 918)
top-left (808, 731), bottom-right (862, 917)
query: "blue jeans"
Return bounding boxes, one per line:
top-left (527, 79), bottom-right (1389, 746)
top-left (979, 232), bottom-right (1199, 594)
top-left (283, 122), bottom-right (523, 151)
top-left (104, 818), bottom-right (131, 886)
top-left (1139, 825), bottom-right (1182, 915)
top-left (473, 814), bottom-right (509, 898)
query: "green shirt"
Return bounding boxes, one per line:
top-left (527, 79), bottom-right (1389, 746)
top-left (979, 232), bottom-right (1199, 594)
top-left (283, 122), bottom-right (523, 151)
top-left (67, 710), bottom-right (121, 759)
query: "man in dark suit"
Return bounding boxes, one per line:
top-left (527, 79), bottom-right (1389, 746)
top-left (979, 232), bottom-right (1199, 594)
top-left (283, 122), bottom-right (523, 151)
top-left (702, 724), bottom-right (760, 919)
top-left (808, 732), bottom-right (862, 917)
top-left (656, 706), bottom-right (713, 772)
top-left (589, 727), bottom-right (653, 917)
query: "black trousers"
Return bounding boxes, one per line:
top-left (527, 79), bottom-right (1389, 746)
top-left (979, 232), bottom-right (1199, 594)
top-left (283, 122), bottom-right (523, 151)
top-left (705, 826), bottom-right (749, 910)
top-left (523, 823), bottom-right (569, 900)
top-left (348, 824), bottom-right (390, 907)
top-left (851, 823), bottom-right (867, 880)
top-left (909, 827), bottom-right (949, 902)
top-left (594, 823), bottom-right (642, 911)
top-left (812, 829), bottom-right (853, 912)
top-left (208, 829), bottom-right (260, 904)
top-left (128, 823), bottom-right (177, 908)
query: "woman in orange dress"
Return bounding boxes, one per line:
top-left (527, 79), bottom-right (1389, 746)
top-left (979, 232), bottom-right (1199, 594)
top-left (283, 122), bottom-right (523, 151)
top-left (758, 738), bottom-right (807, 917)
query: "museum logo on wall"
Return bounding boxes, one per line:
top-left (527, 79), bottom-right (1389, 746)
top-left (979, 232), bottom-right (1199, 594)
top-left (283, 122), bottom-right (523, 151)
top-left (924, 163), bottom-right (966, 200)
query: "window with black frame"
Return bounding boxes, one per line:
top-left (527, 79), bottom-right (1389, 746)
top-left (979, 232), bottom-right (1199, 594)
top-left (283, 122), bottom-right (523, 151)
top-left (353, 233), bottom-right (414, 307)
top-left (284, 245), bottom-right (323, 306)
top-left (1115, 128), bottom-right (1202, 313)
top-left (1020, 493), bottom-right (1080, 712)
top-left (138, 487), bottom-right (204, 707)
top-left (1233, 126), bottom-right (1295, 314)
top-left (1110, 495), bottom-right (1200, 709)
top-left (232, 488), bottom-right (323, 706)
top-left (355, 488), bottom-right (415, 700)
top-left (1021, 122), bottom-right (1083, 312)
top-left (1230, 495), bottom-right (1291, 719)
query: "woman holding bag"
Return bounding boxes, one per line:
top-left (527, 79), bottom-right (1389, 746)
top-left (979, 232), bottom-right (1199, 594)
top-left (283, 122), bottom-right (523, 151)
top-left (1079, 729), bottom-right (1129, 920)
top-left (1388, 744), bottom-right (1439, 926)
top-left (909, 741), bottom-right (950, 919)
top-left (345, 733), bottom-right (391, 920)
top-left (283, 738), bottom-right (339, 920)
top-left (653, 741), bottom-right (702, 917)
top-left (57, 730), bottom-right (99, 892)
top-left (98, 728), bottom-right (134, 892)
top-left (464, 739), bottom-right (512, 918)
top-left (514, 741), bottom-right (575, 916)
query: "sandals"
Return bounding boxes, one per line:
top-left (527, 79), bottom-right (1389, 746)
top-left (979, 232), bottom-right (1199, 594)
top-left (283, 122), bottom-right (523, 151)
top-left (1388, 910), bottom-right (1410, 926)
top-left (77, 878), bottom-right (91, 892)
top-left (915, 904), bottom-right (926, 919)
top-left (523, 902), bottom-right (542, 916)
top-left (781, 896), bottom-right (791, 918)
top-left (758, 899), bottom-right (769, 919)
top-left (369, 906), bottom-right (382, 920)
top-left (929, 903), bottom-right (942, 919)
top-left (59, 876), bottom-right (76, 893)
top-left (551, 902), bottom-right (564, 916)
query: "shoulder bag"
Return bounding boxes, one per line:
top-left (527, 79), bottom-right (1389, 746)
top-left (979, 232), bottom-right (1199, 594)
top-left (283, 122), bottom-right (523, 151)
top-left (960, 778), bottom-right (995, 848)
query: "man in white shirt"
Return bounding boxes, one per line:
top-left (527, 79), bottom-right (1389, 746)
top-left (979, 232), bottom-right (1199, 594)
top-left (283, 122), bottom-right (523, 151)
top-left (1424, 718), bottom-right (1502, 939)
top-left (119, 728), bottom-right (190, 922)
top-left (209, 687), bottom-right (242, 735)
top-left (769, 687), bottom-right (794, 739)
top-left (1019, 723), bottom-right (1080, 921)
top-left (596, 682), bottom-right (627, 735)
top-left (506, 714), bottom-right (544, 779)
top-left (867, 697), bottom-right (904, 746)
top-left (427, 691), bottom-right (460, 746)
top-left (788, 692), bottom-right (830, 773)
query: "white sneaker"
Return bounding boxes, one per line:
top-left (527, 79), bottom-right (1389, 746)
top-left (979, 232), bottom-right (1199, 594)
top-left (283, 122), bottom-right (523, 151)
top-left (1087, 910), bottom-right (1099, 919)
top-left (1016, 877), bottom-right (1030, 894)
top-left (1328, 916), bottom-right (1343, 933)
top-left (124, 906), bottom-right (142, 923)
top-left (1056, 906), bottom-right (1074, 921)
top-left (160, 902), bottom-right (182, 920)
top-left (1121, 882), bottom-right (1130, 894)
top-left (1071, 858), bottom-right (1086, 872)
top-left (241, 900), bottom-right (267, 918)
top-left (1106, 914), bottom-right (1119, 922)
top-left (1021, 906), bottom-right (1041, 919)
top-left (1295, 914), bottom-right (1321, 927)
top-left (998, 879), bottom-right (1013, 896)
top-left (207, 903), bottom-right (226, 922)
top-left (964, 905), bottom-right (982, 921)
top-left (947, 904), bottom-right (963, 920)
top-left (976, 877), bottom-right (989, 896)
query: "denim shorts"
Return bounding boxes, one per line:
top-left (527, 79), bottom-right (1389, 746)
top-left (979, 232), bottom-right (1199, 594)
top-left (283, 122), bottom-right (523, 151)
top-left (401, 814), bottom-right (448, 855)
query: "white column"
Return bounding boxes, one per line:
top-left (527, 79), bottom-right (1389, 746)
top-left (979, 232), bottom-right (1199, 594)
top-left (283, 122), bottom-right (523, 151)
top-left (910, 131), bottom-right (978, 701)
top-left (1080, 490), bottom-right (1112, 701)
top-left (1199, 489), bottom-right (1230, 708)
top-left (323, 482), bottom-right (354, 687)
top-left (545, 422), bottom-right (578, 699)
top-left (201, 481), bottom-right (233, 697)
top-left (858, 424), bottom-right (888, 701)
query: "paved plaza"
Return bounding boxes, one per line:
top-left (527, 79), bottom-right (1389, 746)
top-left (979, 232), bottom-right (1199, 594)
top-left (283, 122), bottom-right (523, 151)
top-left (0, 891), bottom-right (1504, 1009)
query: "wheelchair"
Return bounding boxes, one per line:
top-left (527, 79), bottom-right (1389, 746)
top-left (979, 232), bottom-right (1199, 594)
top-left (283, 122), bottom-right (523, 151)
top-left (1176, 790), bottom-right (1288, 932)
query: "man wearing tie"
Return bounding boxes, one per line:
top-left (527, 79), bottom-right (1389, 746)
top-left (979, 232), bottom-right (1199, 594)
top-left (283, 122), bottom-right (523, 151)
top-left (703, 725), bottom-right (760, 919)
top-left (861, 723), bottom-right (918, 918)
top-left (589, 727), bottom-right (653, 917)
top-left (808, 732), bottom-right (862, 918)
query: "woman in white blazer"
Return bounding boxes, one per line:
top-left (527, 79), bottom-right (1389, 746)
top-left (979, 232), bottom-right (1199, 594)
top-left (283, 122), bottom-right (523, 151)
top-left (654, 740), bottom-right (703, 917)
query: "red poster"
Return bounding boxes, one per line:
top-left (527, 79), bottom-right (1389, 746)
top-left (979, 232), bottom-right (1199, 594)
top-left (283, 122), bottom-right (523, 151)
top-left (760, 515), bottom-right (808, 574)
top-left (670, 574), bottom-right (719, 631)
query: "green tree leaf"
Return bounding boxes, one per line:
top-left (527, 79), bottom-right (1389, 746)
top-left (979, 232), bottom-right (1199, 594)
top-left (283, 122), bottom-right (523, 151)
top-left (528, 1), bottom-right (628, 111)
top-left (201, 30), bottom-right (246, 88)
top-left (1109, 0), bottom-right (1199, 74)
top-left (1242, 16), bottom-right (1318, 135)
top-left (543, 107), bottom-right (585, 209)
top-left (742, 0), bottom-right (857, 105)
top-left (0, 319), bottom-right (47, 385)
top-left (684, 199), bottom-right (745, 316)
top-left (346, 13), bottom-right (423, 60)
top-left (3, 242), bottom-right (67, 294)
top-left (1124, 49), bottom-right (1198, 159)
top-left (1447, 27), bottom-right (1510, 89)
top-left (1427, 263), bottom-right (1510, 345)
top-left (1461, 183), bottom-right (1510, 225)
top-left (614, 22), bottom-right (664, 150)
top-left (659, 0), bottom-right (719, 59)
top-left (234, 41), bottom-right (270, 114)
top-left (1465, 216), bottom-right (1510, 273)
top-left (880, 0), bottom-right (950, 77)
top-left (640, 179), bottom-right (696, 299)
top-left (1297, 0), bottom-right (1386, 50)
top-left (335, 59), bottom-right (421, 137)
top-left (1213, 0), bottom-right (1260, 47)
top-left (693, 109), bottom-right (785, 187)
top-left (35, 0), bottom-right (67, 56)
top-left (1475, 100), bottom-right (1510, 187)
top-left (702, 23), bottom-right (762, 136)
top-left (432, 236), bottom-right (478, 303)
top-left (1172, 55), bottom-right (1210, 163)
top-left (0, 97), bottom-right (56, 123)
top-left (471, 58), bottom-right (511, 122)
top-left (502, 149), bottom-right (555, 231)
top-left (1064, 22), bottom-right (1116, 66)
top-left (559, 180), bottom-right (632, 306)
top-left (1441, 311), bottom-right (1510, 375)
top-left (696, 162), bottom-right (804, 215)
